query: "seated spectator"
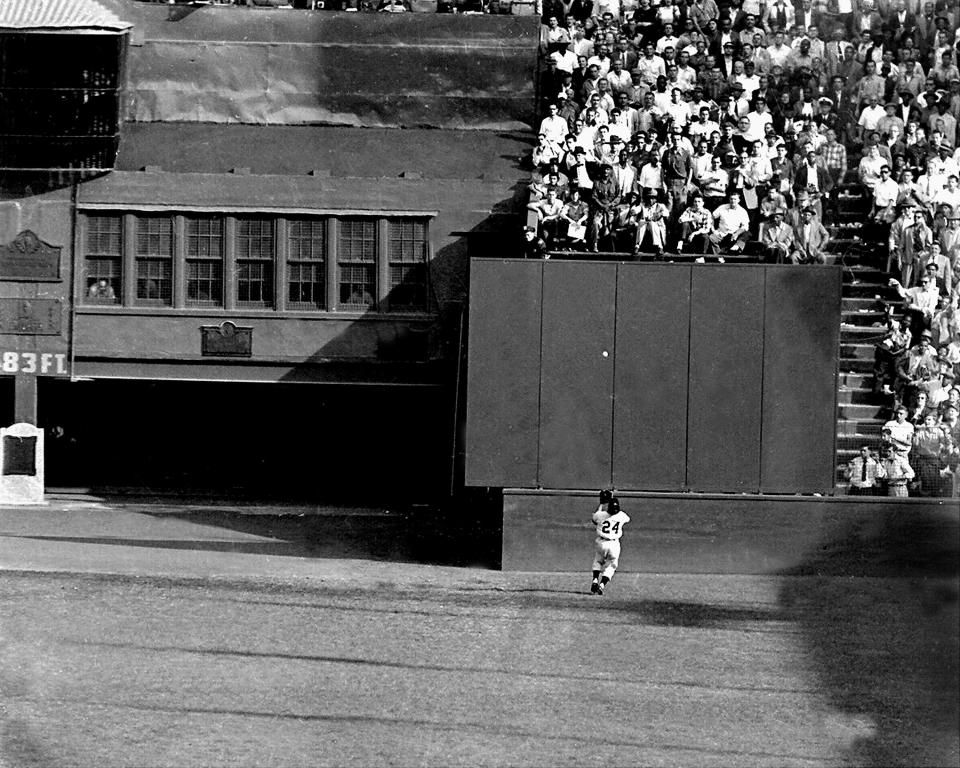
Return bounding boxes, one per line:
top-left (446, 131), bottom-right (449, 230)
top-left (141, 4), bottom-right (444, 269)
top-left (791, 206), bottom-right (830, 264)
top-left (677, 192), bottom-right (712, 254)
top-left (896, 329), bottom-right (941, 397)
top-left (709, 192), bottom-right (751, 254)
top-left (528, 187), bottom-right (565, 246)
top-left (760, 208), bottom-right (796, 263)
top-left (561, 188), bottom-right (589, 249)
top-left (631, 188), bottom-right (670, 256)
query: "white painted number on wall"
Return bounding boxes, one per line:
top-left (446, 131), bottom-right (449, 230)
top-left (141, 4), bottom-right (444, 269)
top-left (2, 352), bottom-right (67, 375)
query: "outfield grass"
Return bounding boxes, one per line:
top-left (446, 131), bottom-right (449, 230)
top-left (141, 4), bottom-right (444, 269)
top-left (0, 569), bottom-right (955, 767)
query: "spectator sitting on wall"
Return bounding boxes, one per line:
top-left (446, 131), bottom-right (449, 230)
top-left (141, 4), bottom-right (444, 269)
top-left (708, 192), bottom-right (750, 256)
top-left (791, 206), bottom-right (830, 264)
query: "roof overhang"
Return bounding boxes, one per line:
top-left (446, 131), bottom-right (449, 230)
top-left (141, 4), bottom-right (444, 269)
top-left (0, 0), bottom-right (132, 33)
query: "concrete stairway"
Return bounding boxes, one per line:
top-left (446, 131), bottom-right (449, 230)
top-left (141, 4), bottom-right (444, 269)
top-left (827, 172), bottom-right (902, 489)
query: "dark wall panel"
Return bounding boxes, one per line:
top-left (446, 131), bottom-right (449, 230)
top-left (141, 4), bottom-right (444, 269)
top-left (687, 267), bottom-right (765, 492)
top-left (465, 260), bottom-right (542, 487)
top-left (613, 264), bottom-right (691, 490)
top-left (761, 267), bottom-right (841, 493)
top-left (539, 262), bottom-right (617, 489)
top-left (501, 490), bottom-right (956, 573)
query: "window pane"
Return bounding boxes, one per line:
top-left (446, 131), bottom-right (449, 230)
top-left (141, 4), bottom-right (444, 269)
top-left (237, 260), bottom-right (274, 306)
top-left (338, 219), bottom-right (376, 262)
top-left (135, 216), bottom-right (173, 257)
top-left (186, 216), bottom-right (223, 258)
top-left (288, 219), bottom-right (327, 260)
top-left (84, 215), bottom-right (122, 303)
top-left (187, 260), bottom-right (223, 306)
top-left (288, 262), bottom-right (325, 309)
top-left (389, 264), bottom-right (427, 310)
top-left (237, 218), bottom-right (275, 259)
top-left (136, 258), bottom-right (172, 303)
top-left (387, 219), bottom-right (428, 310)
top-left (387, 219), bottom-right (427, 263)
top-left (86, 214), bottom-right (121, 255)
top-left (339, 264), bottom-right (375, 308)
top-left (84, 257), bottom-right (120, 303)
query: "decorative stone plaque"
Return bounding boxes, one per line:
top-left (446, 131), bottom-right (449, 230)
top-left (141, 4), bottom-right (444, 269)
top-left (0, 230), bottom-right (61, 281)
top-left (0, 423), bottom-right (45, 505)
top-left (201, 321), bottom-right (253, 357)
top-left (0, 299), bottom-right (62, 335)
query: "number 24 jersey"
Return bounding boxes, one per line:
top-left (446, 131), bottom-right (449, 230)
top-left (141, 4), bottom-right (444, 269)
top-left (592, 506), bottom-right (630, 541)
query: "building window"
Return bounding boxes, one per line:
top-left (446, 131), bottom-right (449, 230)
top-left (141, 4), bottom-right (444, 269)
top-left (84, 214), bottom-right (122, 303)
top-left (287, 218), bottom-right (326, 309)
top-left (79, 212), bottom-right (432, 314)
top-left (186, 216), bottom-right (223, 306)
top-left (338, 218), bottom-right (376, 308)
top-left (387, 219), bottom-right (429, 311)
top-left (236, 218), bottom-right (274, 307)
top-left (135, 215), bottom-right (173, 305)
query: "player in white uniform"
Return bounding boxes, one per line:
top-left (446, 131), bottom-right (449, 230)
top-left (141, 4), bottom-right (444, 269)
top-left (590, 489), bottom-right (630, 595)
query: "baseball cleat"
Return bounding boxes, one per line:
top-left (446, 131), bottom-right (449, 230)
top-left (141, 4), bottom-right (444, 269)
top-left (590, 581), bottom-right (599, 594)
top-left (596, 582), bottom-right (604, 595)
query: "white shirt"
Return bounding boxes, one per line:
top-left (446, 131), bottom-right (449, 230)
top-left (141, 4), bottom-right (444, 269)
top-left (745, 110), bottom-right (773, 141)
top-left (539, 115), bottom-right (569, 145)
top-left (874, 178), bottom-right (901, 207)
top-left (858, 104), bottom-right (886, 131)
top-left (713, 204), bottom-right (750, 234)
top-left (593, 506), bottom-right (631, 541)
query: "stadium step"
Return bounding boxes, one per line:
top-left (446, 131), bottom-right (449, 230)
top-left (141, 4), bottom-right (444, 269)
top-left (838, 402), bottom-right (888, 420)
top-left (836, 418), bottom-right (883, 436)
top-left (837, 386), bottom-right (884, 405)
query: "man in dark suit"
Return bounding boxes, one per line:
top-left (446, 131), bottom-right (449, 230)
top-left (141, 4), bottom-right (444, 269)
top-left (794, 150), bottom-right (834, 221)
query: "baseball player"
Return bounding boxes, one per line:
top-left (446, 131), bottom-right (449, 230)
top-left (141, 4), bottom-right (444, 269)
top-left (590, 489), bottom-right (630, 595)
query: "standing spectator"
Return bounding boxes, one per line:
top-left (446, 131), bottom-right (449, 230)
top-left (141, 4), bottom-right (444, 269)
top-left (891, 277), bottom-right (941, 339)
top-left (883, 404), bottom-right (917, 459)
top-left (912, 413), bottom-right (949, 495)
top-left (880, 443), bottom-right (916, 496)
top-left (845, 445), bottom-right (886, 495)
top-left (874, 315), bottom-right (912, 395)
top-left (588, 164), bottom-right (621, 251)
top-left (561, 188), bottom-right (589, 249)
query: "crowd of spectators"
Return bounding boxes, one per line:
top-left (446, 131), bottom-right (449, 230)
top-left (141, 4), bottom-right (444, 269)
top-left (523, 0), bottom-right (960, 494)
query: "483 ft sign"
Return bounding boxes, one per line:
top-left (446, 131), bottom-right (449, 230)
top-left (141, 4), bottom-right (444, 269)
top-left (1, 351), bottom-right (68, 375)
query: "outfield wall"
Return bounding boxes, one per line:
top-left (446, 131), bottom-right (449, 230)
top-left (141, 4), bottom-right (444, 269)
top-left (502, 490), bottom-right (959, 573)
top-left (465, 260), bottom-right (842, 495)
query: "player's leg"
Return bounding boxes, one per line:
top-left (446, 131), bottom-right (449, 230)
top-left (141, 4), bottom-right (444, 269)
top-left (591, 541), bottom-right (604, 593)
top-left (599, 541), bottom-right (621, 593)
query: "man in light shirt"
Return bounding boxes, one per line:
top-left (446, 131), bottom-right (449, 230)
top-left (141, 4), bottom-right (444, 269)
top-left (858, 96), bottom-right (887, 142)
top-left (744, 97), bottom-right (773, 141)
top-left (689, 106), bottom-right (720, 141)
top-left (710, 192), bottom-right (751, 253)
top-left (872, 165), bottom-right (901, 215)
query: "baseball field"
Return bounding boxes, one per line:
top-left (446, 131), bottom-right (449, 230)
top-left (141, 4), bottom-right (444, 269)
top-left (0, 564), bottom-right (956, 767)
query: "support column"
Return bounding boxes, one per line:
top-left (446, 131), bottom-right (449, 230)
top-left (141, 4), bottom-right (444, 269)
top-left (14, 374), bottom-right (37, 425)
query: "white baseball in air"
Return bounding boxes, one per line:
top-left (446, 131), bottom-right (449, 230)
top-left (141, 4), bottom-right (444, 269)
top-left (602, 351), bottom-right (609, 358)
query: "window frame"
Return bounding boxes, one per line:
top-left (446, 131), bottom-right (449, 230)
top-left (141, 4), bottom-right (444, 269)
top-left (78, 210), bottom-right (433, 315)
